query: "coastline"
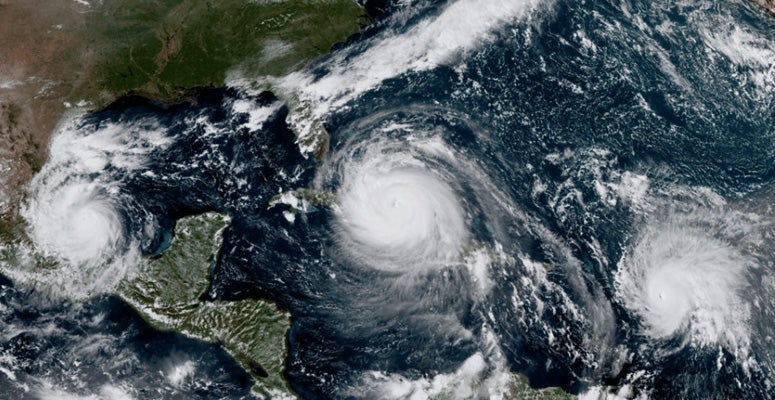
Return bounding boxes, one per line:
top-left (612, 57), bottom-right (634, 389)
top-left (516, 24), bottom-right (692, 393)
top-left (0, 0), bottom-right (367, 238)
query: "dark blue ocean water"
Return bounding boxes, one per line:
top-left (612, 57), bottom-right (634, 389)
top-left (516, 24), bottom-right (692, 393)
top-left (0, 277), bottom-right (255, 399)
top-left (1, 0), bottom-right (773, 399)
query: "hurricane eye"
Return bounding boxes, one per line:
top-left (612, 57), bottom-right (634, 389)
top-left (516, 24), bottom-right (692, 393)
top-left (331, 137), bottom-right (469, 272)
top-left (616, 225), bottom-right (750, 346)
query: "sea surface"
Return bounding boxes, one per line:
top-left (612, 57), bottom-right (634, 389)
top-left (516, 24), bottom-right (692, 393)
top-left (2, 0), bottom-right (774, 399)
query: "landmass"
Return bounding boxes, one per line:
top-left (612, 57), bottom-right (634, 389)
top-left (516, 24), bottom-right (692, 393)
top-left (119, 213), bottom-right (294, 398)
top-left (0, 1), bottom-right (686, 397)
top-left (507, 374), bottom-right (574, 400)
top-left (753, 0), bottom-right (775, 14)
top-left (0, 0), bottom-right (366, 237)
top-left (0, 0), bottom-right (363, 396)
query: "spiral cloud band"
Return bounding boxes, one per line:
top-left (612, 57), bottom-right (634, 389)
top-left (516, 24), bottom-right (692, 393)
top-left (17, 115), bottom-right (170, 298)
top-left (26, 181), bottom-right (125, 267)
top-left (331, 134), bottom-right (470, 272)
top-left (616, 221), bottom-right (751, 348)
top-left (336, 149), bottom-right (467, 271)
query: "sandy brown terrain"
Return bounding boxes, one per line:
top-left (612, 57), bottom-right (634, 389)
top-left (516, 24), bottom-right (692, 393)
top-left (0, 0), bottom-right (770, 239)
top-left (755, 0), bottom-right (775, 13)
top-left (0, 0), bottom-right (97, 235)
top-left (0, 0), bottom-right (366, 240)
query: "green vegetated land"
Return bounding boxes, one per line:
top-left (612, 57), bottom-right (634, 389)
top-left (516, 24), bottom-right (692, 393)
top-left (0, 0), bottom-right (365, 232)
top-left (75, 3), bottom-right (366, 396)
top-left (507, 374), bottom-right (575, 400)
top-left (0, 2), bottom-right (364, 393)
top-left (119, 213), bottom-right (294, 398)
top-left (1, 2), bottom-right (585, 397)
top-left (74, 0), bottom-right (366, 104)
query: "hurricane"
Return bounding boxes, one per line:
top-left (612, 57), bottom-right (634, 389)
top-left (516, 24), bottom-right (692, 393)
top-left (616, 220), bottom-right (752, 348)
top-left (15, 114), bottom-right (171, 298)
top-left (1, 0), bottom-right (773, 398)
top-left (331, 136), bottom-right (468, 272)
top-left (309, 106), bottom-right (530, 285)
top-left (25, 180), bottom-right (126, 267)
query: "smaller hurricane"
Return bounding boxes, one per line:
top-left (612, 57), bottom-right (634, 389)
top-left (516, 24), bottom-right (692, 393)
top-left (25, 181), bottom-right (125, 267)
top-left (17, 114), bottom-right (170, 298)
top-left (332, 136), bottom-right (468, 272)
top-left (616, 220), bottom-right (751, 349)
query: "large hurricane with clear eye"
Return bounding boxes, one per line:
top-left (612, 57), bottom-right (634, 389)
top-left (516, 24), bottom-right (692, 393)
top-left (303, 110), bottom-right (632, 397)
top-left (334, 141), bottom-right (468, 271)
top-left (315, 111), bottom-right (514, 277)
